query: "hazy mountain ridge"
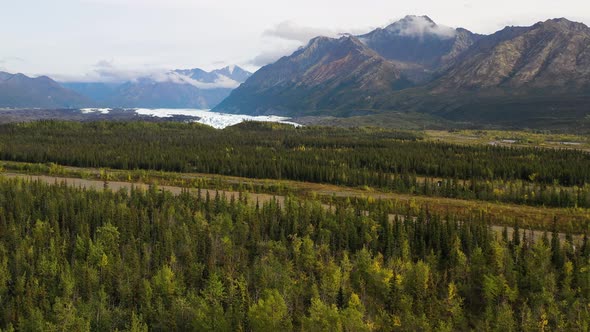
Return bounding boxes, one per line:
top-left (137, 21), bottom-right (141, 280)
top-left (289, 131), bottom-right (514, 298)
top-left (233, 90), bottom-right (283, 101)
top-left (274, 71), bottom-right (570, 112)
top-left (60, 82), bottom-right (120, 104)
top-left (106, 80), bottom-right (231, 109)
top-left (63, 66), bottom-right (252, 109)
top-left (0, 72), bottom-right (91, 108)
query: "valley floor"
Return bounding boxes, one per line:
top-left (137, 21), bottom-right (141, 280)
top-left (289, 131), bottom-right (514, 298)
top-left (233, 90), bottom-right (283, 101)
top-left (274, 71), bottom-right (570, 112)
top-left (2, 164), bottom-right (587, 240)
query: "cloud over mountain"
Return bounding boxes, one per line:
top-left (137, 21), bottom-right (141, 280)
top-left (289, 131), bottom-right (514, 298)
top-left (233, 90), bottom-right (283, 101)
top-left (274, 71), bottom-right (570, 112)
top-left (53, 60), bottom-right (168, 83)
top-left (55, 60), bottom-right (244, 90)
top-left (61, 65), bottom-right (252, 109)
top-left (251, 21), bottom-right (372, 67)
top-left (149, 71), bottom-right (241, 90)
top-left (249, 45), bottom-right (302, 67)
top-left (385, 15), bottom-right (457, 39)
top-left (263, 21), bottom-right (338, 43)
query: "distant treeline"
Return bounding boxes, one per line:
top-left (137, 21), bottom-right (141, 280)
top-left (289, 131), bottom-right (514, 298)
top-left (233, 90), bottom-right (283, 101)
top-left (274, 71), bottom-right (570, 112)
top-left (0, 178), bottom-right (589, 331)
top-left (1, 121), bottom-right (590, 207)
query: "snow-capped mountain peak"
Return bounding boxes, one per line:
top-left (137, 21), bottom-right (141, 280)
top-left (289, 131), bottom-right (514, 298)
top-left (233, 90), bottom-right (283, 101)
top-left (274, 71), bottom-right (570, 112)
top-left (384, 15), bottom-right (456, 39)
top-left (61, 65), bottom-right (252, 109)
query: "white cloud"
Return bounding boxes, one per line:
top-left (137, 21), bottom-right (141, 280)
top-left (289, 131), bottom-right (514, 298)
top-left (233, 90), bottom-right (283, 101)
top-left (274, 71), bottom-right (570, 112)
top-left (0, 56), bottom-right (25, 63)
top-left (385, 15), bottom-right (457, 39)
top-left (263, 20), bottom-right (372, 43)
top-left (248, 16), bottom-right (460, 67)
top-left (51, 60), bottom-right (166, 83)
top-left (80, 0), bottom-right (239, 9)
top-left (0, 57), bottom-right (26, 73)
top-left (263, 21), bottom-right (338, 43)
top-left (93, 60), bottom-right (167, 82)
top-left (249, 44), bottom-right (301, 67)
top-left (3, 0), bottom-right (590, 77)
top-left (53, 59), bottom-right (240, 89)
top-left (150, 71), bottom-right (240, 89)
top-left (251, 21), bottom-right (372, 67)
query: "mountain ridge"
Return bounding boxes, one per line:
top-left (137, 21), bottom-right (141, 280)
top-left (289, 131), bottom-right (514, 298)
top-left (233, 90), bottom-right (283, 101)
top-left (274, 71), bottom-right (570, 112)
top-left (63, 65), bottom-right (252, 109)
top-left (430, 18), bottom-right (590, 93)
top-left (215, 35), bottom-right (410, 115)
top-left (214, 16), bottom-right (590, 127)
top-left (0, 71), bottom-right (92, 108)
top-left (357, 15), bottom-right (483, 70)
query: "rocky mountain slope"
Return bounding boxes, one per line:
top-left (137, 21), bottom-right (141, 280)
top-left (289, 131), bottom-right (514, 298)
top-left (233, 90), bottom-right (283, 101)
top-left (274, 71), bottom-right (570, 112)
top-left (215, 36), bottom-right (410, 115)
top-left (215, 16), bottom-right (483, 115)
top-left (215, 17), bottom-right (590, 125)
top-left (431, 18), bottom-right (590, 93)
top-left (357, 15), bottom-right (482, 81)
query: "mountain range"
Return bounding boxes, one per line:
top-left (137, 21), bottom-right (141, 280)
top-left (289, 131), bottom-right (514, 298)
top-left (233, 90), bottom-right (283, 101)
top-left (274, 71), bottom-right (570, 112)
top-left (0, 66), bottom-right (251, 109)
top-left (2, 15), bottom-right (590, 129)
top-left (64, 65), bottom-right (252, 109)
top-left (0, 72), bottom-right (91, 108)
top-left (210, 36), bottom-right (412, 115)
top-left (215, 16), bottom-right (590, 128)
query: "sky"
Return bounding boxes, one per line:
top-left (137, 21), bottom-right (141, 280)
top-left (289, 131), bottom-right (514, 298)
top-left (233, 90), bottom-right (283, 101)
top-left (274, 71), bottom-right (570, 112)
top-left (1, 0), bottom-right (589, 82)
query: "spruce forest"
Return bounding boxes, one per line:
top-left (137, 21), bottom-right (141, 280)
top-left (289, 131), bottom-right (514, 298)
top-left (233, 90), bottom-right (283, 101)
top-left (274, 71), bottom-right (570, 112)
top-left (1, 121), bottom-right (589, 209)
top-left (0, 121), bottom-right (589, 331)
top-left (3, 0), bottom-right (590, 329)
top-left (0, 176), bottom-right (589, 331)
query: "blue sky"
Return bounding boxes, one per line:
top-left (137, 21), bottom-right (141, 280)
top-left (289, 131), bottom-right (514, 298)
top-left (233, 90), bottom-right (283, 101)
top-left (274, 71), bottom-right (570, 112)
top-left (1, 0), bottom-right (589, 81)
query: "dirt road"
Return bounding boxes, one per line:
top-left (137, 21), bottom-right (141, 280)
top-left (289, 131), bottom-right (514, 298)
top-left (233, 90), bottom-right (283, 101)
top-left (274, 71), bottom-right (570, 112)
top-left (3, 172), bottom-right (584, 243)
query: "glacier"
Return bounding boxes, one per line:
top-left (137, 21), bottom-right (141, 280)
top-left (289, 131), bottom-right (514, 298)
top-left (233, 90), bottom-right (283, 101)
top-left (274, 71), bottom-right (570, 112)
top-left (80, 108), bottom-right (112, 114)
top-left (76, 108), bottom-right (299, 129)
top-left (133, 108), bottom-right (300, 129)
